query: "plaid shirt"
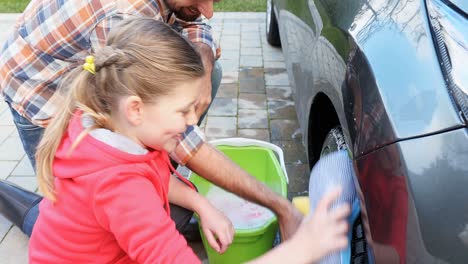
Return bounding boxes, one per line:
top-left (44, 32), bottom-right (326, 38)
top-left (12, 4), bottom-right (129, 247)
top-left (0, 0), bottom-right (217, 165)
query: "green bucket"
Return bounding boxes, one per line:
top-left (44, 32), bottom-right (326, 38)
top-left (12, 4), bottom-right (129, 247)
top-left (189, 138), bottom-right (288, 264)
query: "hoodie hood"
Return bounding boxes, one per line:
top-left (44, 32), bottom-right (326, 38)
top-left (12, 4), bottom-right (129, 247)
top-left (53, 111), bottom-right (168, 179)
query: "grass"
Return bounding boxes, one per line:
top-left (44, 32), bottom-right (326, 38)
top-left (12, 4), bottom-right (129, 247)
top-left (0, 0), bottom-right (29, 13)
top-left (0, 0), bottom-right (266, 13)
top-left (214, 0), bottom-right (266, 12)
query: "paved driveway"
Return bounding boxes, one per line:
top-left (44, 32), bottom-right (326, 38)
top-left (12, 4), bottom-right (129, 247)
top-left (0, 12), bottom-right (309, 263)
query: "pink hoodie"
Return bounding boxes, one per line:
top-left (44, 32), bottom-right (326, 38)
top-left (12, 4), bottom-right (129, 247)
top-left (29, 112), bottom-right (200, 263)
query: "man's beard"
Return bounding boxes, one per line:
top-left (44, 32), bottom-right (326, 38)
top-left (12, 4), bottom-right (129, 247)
top-left (165, 0), bottom-right (201, 21)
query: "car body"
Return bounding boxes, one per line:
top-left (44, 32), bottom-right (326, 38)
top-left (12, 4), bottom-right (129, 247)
top-left (266, 0), bottom-right (468, 263)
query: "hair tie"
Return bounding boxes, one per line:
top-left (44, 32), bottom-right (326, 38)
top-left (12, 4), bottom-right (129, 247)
top-left (83, 55), bottom-right (96, 74)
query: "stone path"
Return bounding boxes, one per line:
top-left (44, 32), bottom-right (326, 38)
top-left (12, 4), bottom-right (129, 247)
top-left (0, 12), bottom-right (309, 263)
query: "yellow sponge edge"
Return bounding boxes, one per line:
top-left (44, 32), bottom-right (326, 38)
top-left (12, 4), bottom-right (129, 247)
top-left (292, 196), bottom-right (310, 215)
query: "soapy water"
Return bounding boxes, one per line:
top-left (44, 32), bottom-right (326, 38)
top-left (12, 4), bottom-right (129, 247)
top-left (206, 185), bottom-right (275, 230)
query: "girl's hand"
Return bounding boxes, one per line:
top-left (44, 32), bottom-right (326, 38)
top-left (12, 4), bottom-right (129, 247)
top-left (198, 202), bottom-right (235, 254)
top-left (291, 187), bottom-right (351, 263)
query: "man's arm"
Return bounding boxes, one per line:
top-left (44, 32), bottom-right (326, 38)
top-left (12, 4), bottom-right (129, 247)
top-left (186, 143), bottom-right (304, 240)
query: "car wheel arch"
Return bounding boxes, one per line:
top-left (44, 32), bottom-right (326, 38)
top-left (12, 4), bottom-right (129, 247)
top-left (306, 92), bottom-right (341, 168)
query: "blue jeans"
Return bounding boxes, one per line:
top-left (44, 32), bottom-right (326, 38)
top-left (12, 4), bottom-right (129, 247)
top-left (8, 103), bottom-right (45, 171)
top-left (199, 60), bottom-right (222, 124)
top-left (6, 60), bottom-right (222, 236)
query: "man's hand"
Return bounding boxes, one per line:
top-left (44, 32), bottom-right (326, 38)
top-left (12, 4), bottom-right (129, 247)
top-left (277, 205), bottom-right (304, 241)
top-left (194, 43), bottom-right (215, 119)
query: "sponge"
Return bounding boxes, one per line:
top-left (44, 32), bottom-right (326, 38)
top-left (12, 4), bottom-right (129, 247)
top-left (292, 196), bottom-right (310, 215)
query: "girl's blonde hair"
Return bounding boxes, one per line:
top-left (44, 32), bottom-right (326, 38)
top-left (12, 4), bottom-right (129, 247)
top-left (36, 17), bottom-right (205, 201)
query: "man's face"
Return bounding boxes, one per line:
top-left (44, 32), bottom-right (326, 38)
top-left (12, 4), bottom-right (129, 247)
top-left (165, 0), bottom-right (217, 21)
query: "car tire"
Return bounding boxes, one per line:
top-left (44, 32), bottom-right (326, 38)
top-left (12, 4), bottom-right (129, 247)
top-left (320, 126), bottom-right (347, 157)
top-left (266, 0), bottom-right (281, 47)
top-left (320, 127), bottom-right (369, 263)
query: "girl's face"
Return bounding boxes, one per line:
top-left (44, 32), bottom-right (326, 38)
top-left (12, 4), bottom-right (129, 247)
top-left (135, 77), bottom-right (202, 153)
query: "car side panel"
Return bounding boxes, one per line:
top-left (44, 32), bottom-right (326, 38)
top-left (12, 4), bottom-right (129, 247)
top-left (356, 128), bottom-right (468, 263)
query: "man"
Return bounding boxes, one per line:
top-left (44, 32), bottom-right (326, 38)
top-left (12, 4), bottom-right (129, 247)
top-left (0, 0), bottom-right (302, 240)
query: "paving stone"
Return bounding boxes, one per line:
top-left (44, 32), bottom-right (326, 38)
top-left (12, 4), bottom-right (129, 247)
top-left (219, 59), bottom-right (239, 72)
top-left (268, 99), bottom-right (297, 119)
top-left (288, 191), bottom-right (310, 201)
top-left (286, 163), bottom-right (310, 194)
top-left (237, 129), bottom-right (270, 142)
top-left (241, 23), bottom-right (260, 32)
top-left (221, 71), bottom-right (239, 84)
top-left (241, 39), bottom-right (261, 48)
top-left (0, 110), bottom-right (13, 126)
top-left (240, 56), bottom-right (263, 67)
top-left (266, 86), bottom-right (293, 100)
top-left (220, 40), bottom-right (241, 51)
top-left (239, 79), bottom-right (265, 93)
top-left (205, 116), bottom-right (237, 139)
top-left (238, 93), bottom-right (266, 110)
top-left (225, 12), bottom-right (260, 20)
top-left (213, 33), bottom-right (221, 43)
top-left (239, 68), bottom-right (265, 93)
top-left (0, 126), bottom-right (15, 144)
top-left (210, 17), bottom-right (224, 24)
top-left (222, 28), bottom-right (241, 36)
top-left (263, 61), bottom-right (286, 69)
top-left (7, 128), bottom-right (20, 139)
top-left (6, 176), bottom-right (38, 192)
top-left (221, 35), bottom-right (240, 44)
top-left (223, 21), bottom-right (242, 28)
top-left (240, 48), bottom-right (262, 56)
top-left (208, 97), bottom-right (237, 116)
top-left (270, 119), bottom-right (302, 142)
top-left (0, 101), bottom-right (8, 113)
top-left (0, 227), bottom-right (29, 264)
top-left (222, 23), bottom-right (241, 34)
top-left (0, 161), bottom-right (20, 180)
top-left (239, 67), bottom-right (263, 79)
top-left (272, 141), bottom-right (307, 164)
top-left (0, 137), bottom-right (25, 161)
top-left (0, 215), bottom-right (12, 241)
top-left (217, 83), bottom-right (238, 98)
top-left (242, 36), bottom-right (261, 45)
top-left (10, 156), bottom-right (34, 176)
top-left (262, 44), bottom-right (282, 54)
top-left (220, 50), bottom-right (240, 61)
top-left (265, 71), bottom-right (290, 86)
top-left (238, 109), bottom-right (268, 129)
top-left (211, 21), bottom-right (223, 27)
top-left (262, 50), bottom-right (285, 62)
top-left (241, 32), bottom-right (260, 40)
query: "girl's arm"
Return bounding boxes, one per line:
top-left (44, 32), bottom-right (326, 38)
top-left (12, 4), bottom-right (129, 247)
top-left (248, 188), bottom-right (351, 264)
top-left (168, 175), bottom-right (235, 253)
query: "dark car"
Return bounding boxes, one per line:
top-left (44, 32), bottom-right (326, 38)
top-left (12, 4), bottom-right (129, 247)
top-left (266, 0), bottom-right (468, 263)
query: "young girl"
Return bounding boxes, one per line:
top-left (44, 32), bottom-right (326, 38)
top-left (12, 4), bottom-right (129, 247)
top-left (29, 17), bottom-right (350, 263)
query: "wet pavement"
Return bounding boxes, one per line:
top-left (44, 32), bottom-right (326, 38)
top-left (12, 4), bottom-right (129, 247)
top-left (0, 12), bottom-right (309, 263)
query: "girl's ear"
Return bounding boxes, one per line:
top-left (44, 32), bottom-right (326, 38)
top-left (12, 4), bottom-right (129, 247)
top-left (123, 96), bottom-right (144, 126)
